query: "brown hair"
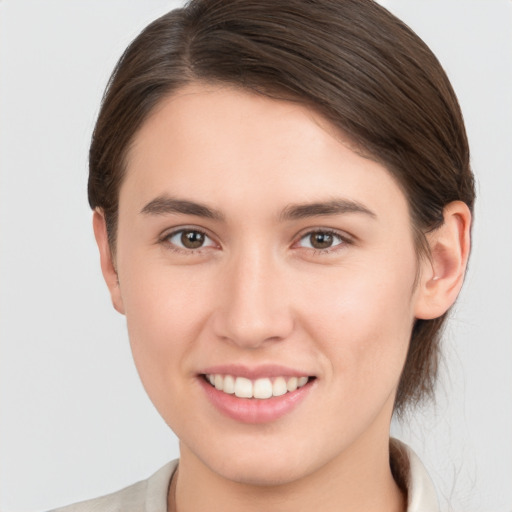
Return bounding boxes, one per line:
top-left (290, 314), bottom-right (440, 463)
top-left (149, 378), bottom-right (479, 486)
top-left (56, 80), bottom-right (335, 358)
top-left (88, 0), bottom-right (475, 413)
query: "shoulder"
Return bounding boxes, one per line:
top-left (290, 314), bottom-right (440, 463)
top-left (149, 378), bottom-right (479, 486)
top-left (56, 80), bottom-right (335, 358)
top-left (50, 446), bottom-right (437, 512)
top-left (390, 439), bottom-right (439, 512)
top-left (50, 460), bottom-right (178, 512)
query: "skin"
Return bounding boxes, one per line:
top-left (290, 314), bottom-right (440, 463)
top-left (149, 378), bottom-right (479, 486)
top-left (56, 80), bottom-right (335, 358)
top-left (94, 83), bottom-right (471, 512)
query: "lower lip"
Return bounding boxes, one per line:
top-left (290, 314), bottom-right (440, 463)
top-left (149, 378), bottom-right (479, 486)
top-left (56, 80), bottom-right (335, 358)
top-left (199, 377), bottom-right (314, 424)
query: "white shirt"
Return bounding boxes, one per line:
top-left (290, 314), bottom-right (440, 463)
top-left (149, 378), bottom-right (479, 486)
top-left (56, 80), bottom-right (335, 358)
top-left (51, 441), bottom-right (439, 512)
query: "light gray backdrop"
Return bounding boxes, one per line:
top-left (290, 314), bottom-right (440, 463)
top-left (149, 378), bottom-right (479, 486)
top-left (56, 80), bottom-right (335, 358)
top-left (1, 1), bottom-right (511, 511)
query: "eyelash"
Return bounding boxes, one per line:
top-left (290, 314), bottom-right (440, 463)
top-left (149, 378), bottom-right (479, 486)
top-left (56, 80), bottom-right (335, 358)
top-left (159, 227), bottom-right (352, 256)
top-left (159, 227), bottom-right (217, 255)
top-left (295, 229), bottom-right (351, 254)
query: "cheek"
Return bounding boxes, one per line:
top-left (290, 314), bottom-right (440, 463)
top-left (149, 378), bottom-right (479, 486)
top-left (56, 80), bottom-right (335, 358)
top-left (119, 268), bottom-right (221, 433)
top-left (118, 261), bottom-right (215, 394)
top-left (300, 256), bottom-right (417, 386)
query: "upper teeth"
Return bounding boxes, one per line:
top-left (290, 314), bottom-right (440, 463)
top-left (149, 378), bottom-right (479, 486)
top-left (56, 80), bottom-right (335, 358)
top-left (205, 374), bottom-right (309, 399)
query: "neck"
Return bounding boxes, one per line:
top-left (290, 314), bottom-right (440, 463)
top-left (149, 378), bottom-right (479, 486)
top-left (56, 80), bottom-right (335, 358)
top-left (171, 435), bottom-right (406, 512)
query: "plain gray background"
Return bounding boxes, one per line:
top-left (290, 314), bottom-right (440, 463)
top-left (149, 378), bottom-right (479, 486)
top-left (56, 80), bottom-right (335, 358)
top-left (1, 1), bottom-right (511, 511)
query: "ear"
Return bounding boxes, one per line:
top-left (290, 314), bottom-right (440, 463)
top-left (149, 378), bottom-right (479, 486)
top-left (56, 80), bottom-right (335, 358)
top-left (414, 201), bottom-right (472, 320)
top-left (92, 209), bottom-right (125, 315)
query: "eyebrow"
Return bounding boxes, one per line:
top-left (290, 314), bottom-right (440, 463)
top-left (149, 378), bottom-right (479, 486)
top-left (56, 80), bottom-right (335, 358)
top-left (279, 199), bottom-right (376, 221)
top-left (140, 195), bottom-right (376, 223)
top-left (140, 196), bottom-right (224, 221)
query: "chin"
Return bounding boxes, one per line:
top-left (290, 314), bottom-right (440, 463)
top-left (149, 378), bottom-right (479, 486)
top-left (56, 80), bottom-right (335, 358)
top-left (188, 433), bottom-right (323, 487)
top-left (213, 455), bottom-right (307, 487)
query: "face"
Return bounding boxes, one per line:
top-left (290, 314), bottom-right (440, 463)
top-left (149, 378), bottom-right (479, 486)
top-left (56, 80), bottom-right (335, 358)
top-left (105, 83), bottom-right (428, 485)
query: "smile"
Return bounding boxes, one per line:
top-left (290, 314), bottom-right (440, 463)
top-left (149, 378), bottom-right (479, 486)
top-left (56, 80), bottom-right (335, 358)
top-left (199, 366), bottom-right (316, 423)
top-left (205, 374), bottom-right (310, 399)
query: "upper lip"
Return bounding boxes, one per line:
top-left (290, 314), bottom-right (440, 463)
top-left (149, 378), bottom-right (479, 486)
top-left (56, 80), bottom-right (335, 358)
top-left (200, 364), bottom-right (313, 380)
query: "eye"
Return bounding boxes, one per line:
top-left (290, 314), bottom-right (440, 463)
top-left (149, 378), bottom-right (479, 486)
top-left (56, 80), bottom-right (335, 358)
top-left (297, 230), bottom-right (346, 250)
top-left (166, 229), bottom-right (216, 250)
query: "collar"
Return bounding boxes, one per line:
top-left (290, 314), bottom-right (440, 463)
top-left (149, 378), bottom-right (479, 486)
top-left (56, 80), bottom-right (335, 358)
top-left (146, 440), bottom-right (439, 512)
top-left (390, 438), bottom-right (440, 512)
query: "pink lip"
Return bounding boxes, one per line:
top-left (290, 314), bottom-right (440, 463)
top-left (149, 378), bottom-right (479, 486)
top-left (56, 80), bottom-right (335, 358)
top-left (198, 368), bottom-right (315, 424)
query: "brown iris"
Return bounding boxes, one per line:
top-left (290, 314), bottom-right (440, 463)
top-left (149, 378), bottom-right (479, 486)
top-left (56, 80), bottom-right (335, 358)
top-left (309, 232), bottom-right (334, 249)
top-left (180, 230), bottom-right (205, 249)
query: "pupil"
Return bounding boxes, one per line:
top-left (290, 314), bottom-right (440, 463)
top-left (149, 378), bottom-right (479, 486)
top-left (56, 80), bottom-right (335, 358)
top-left (181, 230), bottom-right (204, 249)
top-left (311, 232), bottom-right (333, 249)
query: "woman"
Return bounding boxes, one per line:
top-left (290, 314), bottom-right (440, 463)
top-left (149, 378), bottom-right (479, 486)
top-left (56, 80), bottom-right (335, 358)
top-left (54, 0), bottom-right (473, 510)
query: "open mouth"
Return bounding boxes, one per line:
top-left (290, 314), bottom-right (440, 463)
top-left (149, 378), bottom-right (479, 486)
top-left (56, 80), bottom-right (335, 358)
top-left (203, 374), bottom-right (313, 399)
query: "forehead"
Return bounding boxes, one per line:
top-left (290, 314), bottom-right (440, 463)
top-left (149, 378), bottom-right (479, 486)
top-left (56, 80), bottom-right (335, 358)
top-left (122, 83), bottom-right (409, 222)
top-left (127, 83), bottom-right (349, 172)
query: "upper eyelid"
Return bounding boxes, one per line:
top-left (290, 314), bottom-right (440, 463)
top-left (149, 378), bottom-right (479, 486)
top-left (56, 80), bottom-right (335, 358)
top-left (159, 225), bottom-right (213, 240)
top-left (160, 232), bottom-right (219, 261)
top-left (158, 226), bottom-right (219, 251)
top-left (289, 229), bottom-right (354, 257)
top-left (294, 227), bottom-right (354, 243)
top-left (157, 225), bottom-right (354, 249)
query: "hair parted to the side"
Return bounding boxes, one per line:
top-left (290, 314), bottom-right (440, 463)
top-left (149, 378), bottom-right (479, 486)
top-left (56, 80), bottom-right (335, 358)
top-left (88, 0), bottom-right (475, 414)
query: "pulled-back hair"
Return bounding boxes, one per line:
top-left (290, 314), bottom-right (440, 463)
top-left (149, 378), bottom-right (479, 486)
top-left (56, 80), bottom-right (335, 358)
top-left (88, 0), bottom-right (475, 413)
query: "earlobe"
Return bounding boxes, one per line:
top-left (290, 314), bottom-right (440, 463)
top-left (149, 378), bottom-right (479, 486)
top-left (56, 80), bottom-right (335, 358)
top-left (92, 209), bottom-right (125, 315)
top-left (414, 201), bottom-right (472, 320)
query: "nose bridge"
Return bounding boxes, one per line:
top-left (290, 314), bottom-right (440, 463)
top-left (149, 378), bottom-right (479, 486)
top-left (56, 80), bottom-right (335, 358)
top-left (214, 242), bottom-right (293, 347)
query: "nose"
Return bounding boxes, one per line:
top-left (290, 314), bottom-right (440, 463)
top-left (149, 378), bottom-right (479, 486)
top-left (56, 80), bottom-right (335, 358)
top-left (212, 247), bottom-right (294, 349)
